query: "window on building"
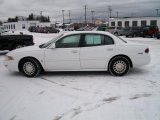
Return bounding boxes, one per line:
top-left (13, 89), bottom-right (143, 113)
top-left (11, 25), bottom-right (13, 29)
top-left (22, 24), bottom-right (25, 29)
top-left (125, 21), bottom-right (129, 27)
top-left (118, 21), bottom-right (122, 27)
top-left (9, 25), bottom-right (10, 29)
top-left (132, 21), bottom-right (137, 26)
top-left (141, 20), bottom-right (147, 27)
top-left (111, 21), bottom-right (115, 26)
top-left (150, 20), bottom-right (157, 26)
top-left (13, 24), bottom-right (15, 29)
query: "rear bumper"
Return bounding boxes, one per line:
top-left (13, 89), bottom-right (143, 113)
top-left (132, 54), bottom-right (151, 68)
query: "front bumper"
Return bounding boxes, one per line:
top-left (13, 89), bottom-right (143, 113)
top-left (4, 60), bottom-right (19, 72)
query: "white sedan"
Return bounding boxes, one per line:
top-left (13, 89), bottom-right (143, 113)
top-left (4, 31), bottom-right (150, 77)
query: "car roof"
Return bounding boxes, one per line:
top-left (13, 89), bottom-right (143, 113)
top-left (62, 31), bottom-right (111, 36)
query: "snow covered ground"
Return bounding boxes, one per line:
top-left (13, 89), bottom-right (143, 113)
top-left (0, 31), bottom-right (160, 120)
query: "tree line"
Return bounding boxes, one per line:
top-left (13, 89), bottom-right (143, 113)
top-left (7, 13), bottom-right (50, 22)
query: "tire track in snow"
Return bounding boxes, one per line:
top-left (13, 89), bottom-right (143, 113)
top-left (53, 96), bottom-right (120, 120)
top-left (40, 77), bottom-right (88, 93)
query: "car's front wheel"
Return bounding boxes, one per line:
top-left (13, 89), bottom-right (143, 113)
top-left (109, 57), bottom-right (130, 76)
top-left (20, 58), bottom-right (41, 77)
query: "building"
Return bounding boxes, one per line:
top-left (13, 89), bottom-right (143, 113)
top-left (109, 17), bottom-right (160, 29)
top-left (3, 21), bottom-right (55, 31)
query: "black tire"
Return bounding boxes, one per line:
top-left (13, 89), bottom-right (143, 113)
top-left (114, 32), bottom-right (118, 36)
top-left (109, 57), bottom-right (130, 76)
top-left (151, 34), bottom-right (155, 38)
top-left (20, 58), bottom-right (41, 77)
top-left (13, 43), bottom-right (24, 50)
top-left (133, 33), bottom-right (137, 37)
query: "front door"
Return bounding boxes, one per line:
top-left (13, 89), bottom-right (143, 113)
top-left (45, 34), bottom-right (81, 70)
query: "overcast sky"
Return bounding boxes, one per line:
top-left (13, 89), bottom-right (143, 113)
top-left (0, 0), bottom-right (160, 22)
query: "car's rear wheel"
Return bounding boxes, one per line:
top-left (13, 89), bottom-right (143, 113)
top-left (151, 34), bottom-right (155, 38)
top-left (133, 33), bottom-right (137, 37)
top-left (20, 58), bottom-right (41, 77)
top-left (109, 57), bottom-right (130, 76)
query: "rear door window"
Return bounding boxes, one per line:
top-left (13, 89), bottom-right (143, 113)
top-left (82, 34), bottom-right (114, 47)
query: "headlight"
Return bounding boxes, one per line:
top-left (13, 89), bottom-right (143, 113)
top-left (5, 56), bottom-right (14, 61)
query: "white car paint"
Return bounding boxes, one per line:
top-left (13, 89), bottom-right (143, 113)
top-left (4, 31), bottom-right (150, 74)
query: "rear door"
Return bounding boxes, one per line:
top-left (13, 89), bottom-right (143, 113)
top-left (80, 34), bottom-right (115, 69)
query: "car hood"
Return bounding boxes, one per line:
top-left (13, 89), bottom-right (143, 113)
top-left (7, 45), bottom-right (42, 55)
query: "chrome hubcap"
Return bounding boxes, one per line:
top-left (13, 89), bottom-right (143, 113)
top-left (113, 60), bottom-right (126, 74)
top-left (23, 62), bottom-right (35, 75)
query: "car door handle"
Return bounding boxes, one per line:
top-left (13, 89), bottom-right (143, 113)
top-left (71, 50), bottom-right (78, 53)
top-left (107, 48), bottom-right (113, 51)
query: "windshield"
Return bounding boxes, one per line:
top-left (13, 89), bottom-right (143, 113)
top-left (39, 34), bottom-right (64, 48)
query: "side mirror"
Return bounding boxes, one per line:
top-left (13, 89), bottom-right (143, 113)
top-left (49, 43), bottom-right (56, 49)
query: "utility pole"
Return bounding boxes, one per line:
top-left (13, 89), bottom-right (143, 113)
top-left (40, 11), bottom-right (43, 17)
top-left (84, 5), bottom-right (87, 24)
top-left (108, 6), bottom-right (112, 18)
top-left (91, 11), bottom-right (94, 24)
top-left (62, 10), bottom-right (65, 25)
top-left (79, 17), bottom-right (82, 23)
top-left (69, 10), bottom-right (71, 23)
top-left (116, 11), bottom-right (119, 18)
top-left (156, 9), bottom-right (159, 16)
top-left (40, 11), bottom-right (43, 21)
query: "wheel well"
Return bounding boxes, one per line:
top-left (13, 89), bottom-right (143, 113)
top-left (18, 57), bottom-right (44, 72)
top-left (12, 42), bottom-right (24, 50)
top-left (108, 55), bottom-right (133, 68)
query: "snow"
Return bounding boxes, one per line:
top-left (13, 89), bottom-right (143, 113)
top-left (0, 31), bottom-right (160, 120)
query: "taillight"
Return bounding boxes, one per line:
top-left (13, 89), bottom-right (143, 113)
top-left (145, 48), bottom-right (149, 53)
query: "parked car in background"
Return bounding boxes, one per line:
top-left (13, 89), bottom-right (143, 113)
top-left (107, 27), bottom-right (125, 36)
top-left (155, 32), bottom-right (160, 39)
top-left (97, 25), bottom-right (107, 31)
top-left (76, 27), bottom-right (84, 31)
top-left (0, 26), bottom-right (8, 34)
top-left (44, 27), bottom-right (60, 33)
top-left (64, 27), bottom-right (74, 31)
top-left (4, 31), bottom-right (150, 77)
top-left (141, 26), bottom-right (159, 38)
top-left (0, 34), bottom-right (34, 50)
top-left (28, 26), bottom-right (60, 33)
top-left (125, 26), bottom-right (143, 37)
top-left (28, 26), bottom-right (37, 32)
